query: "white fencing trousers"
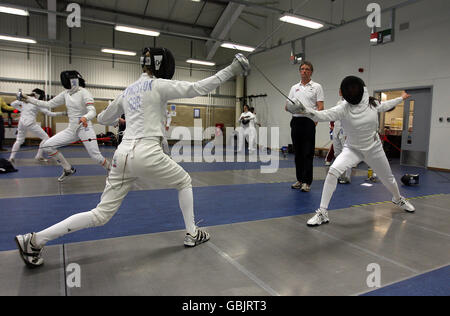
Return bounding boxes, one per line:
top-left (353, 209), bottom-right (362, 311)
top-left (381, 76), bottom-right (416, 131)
top-left (333, 131), bottom-right (352, 179)
top-left (9, 122), bottom-right (49, 160)
top-left (161, 128), bottom-right (170, 156)
top-left (237, 127), bottom-right (257, 152)
top-left (34, 137), bottom-right (196, 247)
top-left (41, 125), bottom-right (105, 165)
top-left (320, 142), bottom-right (402, 210)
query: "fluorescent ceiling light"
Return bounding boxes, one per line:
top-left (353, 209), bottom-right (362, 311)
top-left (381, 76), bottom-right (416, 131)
top-left (279, 14), bottom-right (323, 29)
top-left (115, 25), bottom-right (160, 37)
top-left (221, 42), bottom-right (255, 52)
top-left (101, 48), bottom-right (136, 56)
top-left (0, 35), bottom-right (36, 44)
top-left (186, 59), bottom-right (216, 66)
top-left (0, 5), bottom-right (29, 16)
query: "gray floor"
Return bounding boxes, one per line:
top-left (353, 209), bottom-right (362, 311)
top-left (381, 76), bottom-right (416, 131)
top-left (1, 155), bottom-right (449, 296)
top-left (1, 194), bottom-right (449, 296)
top-left (0, 164), bottom-right (367, 199)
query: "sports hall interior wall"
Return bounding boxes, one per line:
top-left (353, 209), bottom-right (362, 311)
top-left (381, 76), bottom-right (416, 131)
top-left (246, 0), bottom-right (450, 170)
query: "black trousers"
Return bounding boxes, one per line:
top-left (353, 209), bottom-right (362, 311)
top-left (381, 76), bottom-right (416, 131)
top-left (291, 117), bottom-right (316, 185)
top-left (0, 116), bottom-right (5, 149)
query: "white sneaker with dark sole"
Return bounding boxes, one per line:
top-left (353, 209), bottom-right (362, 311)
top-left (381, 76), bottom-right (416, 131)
top-left (184, 228), bottom-right (210, 247)
top-left (15, 233), bottom-right (44, 268)
top-left (58, 167), bottom-right (76, 182)
top-left (307, 209), bottom-right (329, 226)
top-left (291, 181), bottom-right (302, 189)
top-left (393, 197), bottom-right (415, 213)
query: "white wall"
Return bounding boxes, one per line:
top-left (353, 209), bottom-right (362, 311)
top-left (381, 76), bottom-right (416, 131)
top-left (0, 46), bottom-right (236, 107)
top-left (247, 0), bottom-right (450, 169)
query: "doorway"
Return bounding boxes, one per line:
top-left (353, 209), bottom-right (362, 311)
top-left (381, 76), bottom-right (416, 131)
top-left (375, 88), bottom-right (432, 167)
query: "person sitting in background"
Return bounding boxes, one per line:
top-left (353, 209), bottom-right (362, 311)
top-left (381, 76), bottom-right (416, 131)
top-left (0, 97), bottom-right (15, 152)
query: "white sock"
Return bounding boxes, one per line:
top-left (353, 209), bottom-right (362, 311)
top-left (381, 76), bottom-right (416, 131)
top-left (178, 186), bottom-right (196, 236)
top-left (35, 140), bottom-right (45, 159)
top-left (345, 168), bottom-right (352, 180)
top-left (320, 172), bottom-right (338, 210)
top-left (10, 141), bottom-right (20, 160)
top-left (381, 177), bottom-right (402, 201)
top-left (34, 212), bottom-right (96, 248)
top-left (51, 151), bottom-right (72, 170)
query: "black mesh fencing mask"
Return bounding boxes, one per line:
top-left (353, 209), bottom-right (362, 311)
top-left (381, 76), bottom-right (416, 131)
top-left (340, 76), bottom-right (365, 105)
top-left (60, 71), bottom-right (86, 90)
top-left (140, 47), bottom-right (175, 80)
top-left (32, 88), bottom-right (45, 100)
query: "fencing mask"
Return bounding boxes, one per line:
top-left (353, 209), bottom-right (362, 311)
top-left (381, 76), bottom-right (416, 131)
top-left (140, 47), bottom-right (175, 80)
top-left (401, 174), bottom-right (419, 186)
top-left (60, 71), bottom-right (86, 90)
top-left (31, 88), bottom-right (45, 100)
top-left (340, 76), bottom-right (365, 105)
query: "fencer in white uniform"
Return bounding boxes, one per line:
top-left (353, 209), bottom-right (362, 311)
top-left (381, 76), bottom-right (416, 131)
top-left (8, 89), bottom-right (65, 163)
top-left (237, 105), bottom-right (257, 153)
top-left (332, 118), bottom-right (352, 183)
top-left (22, 71), bottom-right (110, 182)
top-left (161, 107), bottom-right (172, 156)
top-left (14, 48), bottom-right (250, 268)
top-left (290, 76), bottom-right (415, 226)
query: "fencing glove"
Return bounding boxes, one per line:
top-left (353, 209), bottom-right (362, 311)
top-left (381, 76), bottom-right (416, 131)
top-left (286, 98), bottom-right (306, 114)
top-left (230, 53), bottom-right (250, 76)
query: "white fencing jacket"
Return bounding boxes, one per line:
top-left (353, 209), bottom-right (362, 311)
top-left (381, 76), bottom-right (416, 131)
top-left (11, 100), bottom-right (64, 126)
top-left (27, 87), bottom-right (96, 129)
top-left (239, 111), bottom-right (256, 129)
top-left (305, 88), bottom-right (403, 151)
top-left (97, 65), bottom-right (237, 140)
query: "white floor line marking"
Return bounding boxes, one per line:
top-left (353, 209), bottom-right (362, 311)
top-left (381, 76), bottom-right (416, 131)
top-left (309, 228), bottom-right (419, 274)
top-left (207, 242), bottom-right (280, 296)
top-left (413, 200), bottom-right (450, 213)
top-left (59, 244), bottom-right (66, 297)
top-left (358, 207), bottom-right (450, 238)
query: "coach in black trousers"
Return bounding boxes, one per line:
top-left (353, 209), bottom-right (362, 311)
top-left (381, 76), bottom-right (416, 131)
top-left (286, 61), bottom-right (324, 192)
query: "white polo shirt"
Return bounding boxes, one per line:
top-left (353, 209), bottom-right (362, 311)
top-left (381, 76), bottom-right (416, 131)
top-left (288, 80), bottom-right (324, 118)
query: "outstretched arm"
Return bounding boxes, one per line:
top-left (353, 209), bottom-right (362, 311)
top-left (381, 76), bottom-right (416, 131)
top-left (159, 54), bottom-right (249, 101)
top-left (39, 107), bottom-right (66, 117)
top-left (292, 99), bottom-right (346, 122)
top-left (377, 92), bottom-right (410, 112)
top-left (1, 99), bottom-right (15, 111)
top-left (26, 91), bottom-right (66, 110)
top-left (97, 94), bottom-right (125, 126)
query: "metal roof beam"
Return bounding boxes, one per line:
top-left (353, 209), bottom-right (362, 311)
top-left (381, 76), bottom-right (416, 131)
top-left (206, 2), bottom-right (245, 60)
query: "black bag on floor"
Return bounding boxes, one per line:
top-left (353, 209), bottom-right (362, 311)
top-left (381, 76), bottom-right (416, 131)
top-left (0, 158), bottom-right (18, 173)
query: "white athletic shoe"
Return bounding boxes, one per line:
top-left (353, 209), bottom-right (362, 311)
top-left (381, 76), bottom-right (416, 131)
top-left (58, 167), bottom-right (76, 182)
top-left (291, 181), bottom-right (302, 189)
top-left (307, 209), bottom-right (330, 227)
top-left (35, 157), bottom-right (48, 163)
top-left (184, 228), bottom-right (210, 247)
top-left (15, 233), bottom-right (44, 268)
top-left (301, 183), bottom-right (311, 192)
top-left (393, 197), bottom-right (415, 213)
